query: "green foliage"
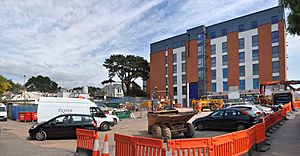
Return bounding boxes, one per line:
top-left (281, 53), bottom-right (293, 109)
top-left (103, 54), bottom-right (149, 96)
top-left (25, 75), bottom-right (58, 93)
top-left (280, 0), bottom-right (300, 35)
top-left (8, 80), bottom-right (23, 94)
top-left (0, 75), bottom-right (12, 94)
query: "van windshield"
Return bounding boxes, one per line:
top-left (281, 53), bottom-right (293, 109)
top-left (90, 107), bottom-right (104, 117)
top-left (0, 107), bottom-right (5, 112)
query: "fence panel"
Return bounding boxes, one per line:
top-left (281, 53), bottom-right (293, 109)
top-left (294, 101), bottom-right (300, 109)
top-left (167, 138), bottom-right (212, 156)
top-left (254, 122), bottom-right (265, 144)
top-left (211, 133), bottom-right (233, 156)
top-left (264, 115), bottom-right (272, 130)
top-left (76, 128), bottom-right (95, 150)
top-left (231, 130), bottom-right (250, 156)
top-left (115, 133), bottom-right (135, 156)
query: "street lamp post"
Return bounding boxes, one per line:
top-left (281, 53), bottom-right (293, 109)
top-left (23, 75), bottom-right (26, 104)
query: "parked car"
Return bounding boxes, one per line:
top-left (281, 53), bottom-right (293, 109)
top-left (0, 103), bottom-right (7, 121)
top-left (29, 114), bottom-right (97, 141)
top-left (222, 101), bottom-right (252, 108)
top-left (228, 105), bottom-right (267, 117)
top-left (192, 108), bottom-right (260, 131)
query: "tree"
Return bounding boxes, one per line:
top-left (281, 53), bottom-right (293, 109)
top-left (101, 78), bottom-right (115, 85)
top-left (280, 0), bottom-right (300, 35)
top-left (25, 75), bottom-right (58, 93)
top-left (103, 54), bottom-right (149, 96)
top-left (0, 75), bottom-right (12, 94)
top-left (8, 80), bottom-right (23, 94)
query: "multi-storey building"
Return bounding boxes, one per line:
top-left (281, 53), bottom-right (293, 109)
top-left (148, 6), bottom-right (286, 107)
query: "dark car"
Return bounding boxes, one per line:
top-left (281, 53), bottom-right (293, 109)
top-left (29, 114), bottom-right (97, 141)
top-left (192, 108), bottom-right (260, 131)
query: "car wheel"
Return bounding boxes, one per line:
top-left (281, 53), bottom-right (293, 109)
top-left (196, 122), bottom-right (205, 131)
top-left (113, 118), bottom-right (117, 125)
top-left (35, 130), bottom-right (47, 141)
top-left (236, 124), bottom-right (246, 131)
top-left (183, 123), bottom-right (195, 138)
top-left (100, 122), bottom-right (110, 131)
top-left (151, 124), bottom-right (162, 138)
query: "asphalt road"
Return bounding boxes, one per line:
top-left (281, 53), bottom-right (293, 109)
top-left (0, 130), bottom-right (73, 156)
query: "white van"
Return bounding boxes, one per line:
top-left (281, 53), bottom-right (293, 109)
top-left (37, 97), bottom-right (119, 131)
top-left (0, 103), bottom-right (7, 121)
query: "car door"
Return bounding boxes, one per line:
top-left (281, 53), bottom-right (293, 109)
top-left (223, 109), bottom-right (238, 129)
top-left (43, 115), bottom-right (69, 138)
top-left (67, 115), bottom-right (84, 138)
top-left (205, 110), bottom-right (224, 129)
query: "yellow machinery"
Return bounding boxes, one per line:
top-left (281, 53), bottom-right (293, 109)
top-left (192, 96), bottom-right (224, 112)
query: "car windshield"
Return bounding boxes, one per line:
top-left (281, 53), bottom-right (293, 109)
top-left (0, 107), bottom-right (5, 112)
top-left (210, 110), bottom-right (224, 117)
top-left (255, 105), bottom-right (264, 111)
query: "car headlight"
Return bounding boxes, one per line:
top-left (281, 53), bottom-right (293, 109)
top-left (31, 124), bottom-right (38, 129)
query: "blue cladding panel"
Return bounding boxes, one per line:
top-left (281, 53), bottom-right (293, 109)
top-left (12, 105), bottom-right (37, 120)
top-left (189, 82), bottom-right (198, 100)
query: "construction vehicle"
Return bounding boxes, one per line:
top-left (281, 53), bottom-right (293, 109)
top-left (147, 88), bottom-right (195, 141)
top-left (259, 80), bottom-right (300, 109)
top-left (192, 95), bottom-right (224, 112)
top-left (148, 109), bottom-right (196, 141)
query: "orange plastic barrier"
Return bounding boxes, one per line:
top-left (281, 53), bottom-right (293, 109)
top-left (114, 133), bottom-right (166, 156)
top-left (76, 128), bottom-right (96, 155)
top-left (168, 138), bottom-right (212, 156)
top-left (294, 101), bottom-right (300, 109)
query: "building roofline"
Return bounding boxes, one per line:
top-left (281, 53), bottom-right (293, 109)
top-left (207, 6), bottom-right (283, 28)
top-left (150, 33), bottom-right (186, 45)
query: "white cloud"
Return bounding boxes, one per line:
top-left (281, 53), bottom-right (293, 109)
top-left (0, 0), bottom-right (299, 88)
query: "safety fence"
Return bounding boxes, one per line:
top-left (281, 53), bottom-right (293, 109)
top-left (114, 133), bottom-right (166, 156)
top-left (76, 128), bottom-right (96, 155)
top-left (114, 102), bottom-right (292, 156)
top-left (293, 100), bottom-right (300, 109)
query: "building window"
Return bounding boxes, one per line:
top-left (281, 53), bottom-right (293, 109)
top-left (181, 40), bottom-right (186, 46)
top-left (223, 81), bottom-right (228, 91)
top-left (253, 64), bottom-right (259, 75)
top-left (272, 46), bottom-right (279, 58)
top-left (239, 66), bottom-right (245, 76)
top-left (181, 51), bottom-right (186, 61)
top-left (223, 68), bottom-right (228, 78)
top-left (273, 76), bottom-right (280, 81)
top-left (182, 86), bottom-right (186, 95)
top-left (165, 45), bottom-right (168, 51)
top-left (272, 61), bottom-right (280, 73)
top-left (173, 42), bottom-right (177, 48)
top-left (182, 63), bottom-right (186, 73)
top-left (240, 80), bottom-right (245, 90)
top-left (239, 52), bottom-right (245, 63)
top-left (210, 32), bottom-right (216, 39)
top-left (173, 76), bottom-right (177, 85)
top-left (198, 70), bottom-right (204, 79)
top-left (174, 87), bottom-right (177, 96)
top-left (173, 65), bottom-right (177, 74)
top-left (253, 78), bottom-right (259, 89)
top-left (272, 31), bottom-right (279, 43)
top-left (239, 38), bottom-right (245, 49)
top-left (222, 42), bottom-right (227, 53)
top-left (251, 21), bottom-right (258, 29)
top-left (222, 55), bottom-right (228, 66)
top-left (173, 54), bottom-right (177, 63)
top-left (182, 74), bottom-right (186, 83)
top-left (166, 66), bottom-right (168, 75)
top-left (212, 83), bottom-right (217, 92)
top-left (211, 44), bottom-right (216, 55)
top-left (212, 70), bottom-right (216, 80)
top-left (165, 56), bottom-right (168, 64)
top-left (252, 35), bottom-right (258, 47)
top-left (198, 45), bottom-right (204, 55)
top-left (221, 29), bottom-right (227, 36)
top-left (252, 49), bottom-right (259, 61)
top-left (211, 57), bottom-right (216, 67)
top-left (239, 24), bottom-right (245, 32)
top-left (271, 15), bottom-right (278, 24)
top-left (166, 77), bottom-right (168, 85)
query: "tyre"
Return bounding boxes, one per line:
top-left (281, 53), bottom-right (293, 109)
top-left (183, 123), bottom-right (195, 138)
top-left (151, 124), bottom-right (162, 138)
top-left (210, 104), bottom-right (218, 111)
top-left (100, 122), bottom-right (110, 131)
top-left (35, 130), bottom-right (47, 141)
top-left (162, 127), bottom-right (171, 140)
top-left (113, 119), bottom-right (118, 125)
top-left (236, 123), bottom-right (246, 131)
top-left (196, 122), bottom-right (205, 131)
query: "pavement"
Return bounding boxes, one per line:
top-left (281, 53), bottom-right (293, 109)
top-left (260, 110), bottom-right (300, 156)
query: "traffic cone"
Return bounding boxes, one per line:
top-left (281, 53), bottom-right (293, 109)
top-left (101, 134), bottom-right (109, 156)
top-left (92, 132), bottom-right (100, 156)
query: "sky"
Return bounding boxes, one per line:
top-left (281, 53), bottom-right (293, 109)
top-left (0, 0), bottom-right (299, 88)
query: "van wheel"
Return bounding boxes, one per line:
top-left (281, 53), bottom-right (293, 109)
top-left (113, 119), bottom-right (117, 125)
top-left (35, 130), bottom-right (47, 141)
top-left (100, 122), bottom-right (110, 131)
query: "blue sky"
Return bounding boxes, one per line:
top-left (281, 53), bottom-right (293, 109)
top-left (0, 0), bottom-right (299, 88)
